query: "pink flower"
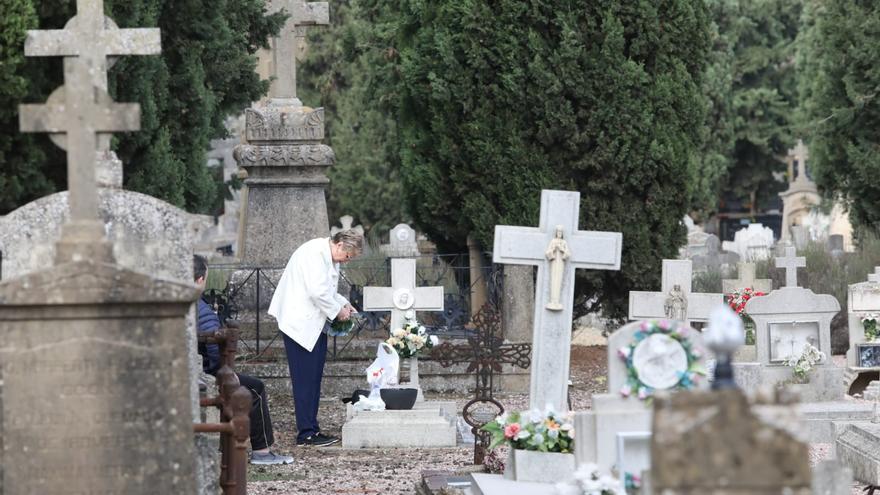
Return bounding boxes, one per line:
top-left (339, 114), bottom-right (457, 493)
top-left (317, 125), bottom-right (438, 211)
top-left (620, 384), bottom-right (632, 397)
top-left (638, 387), bottom-right (650, 400)
top-left (658, 319), bottom-right (671, 330)
top-left (504, 423), bottom-right (521, 439)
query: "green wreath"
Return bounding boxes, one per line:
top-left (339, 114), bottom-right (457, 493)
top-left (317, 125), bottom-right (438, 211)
top-left (618, 320), bottom-right (706, 401)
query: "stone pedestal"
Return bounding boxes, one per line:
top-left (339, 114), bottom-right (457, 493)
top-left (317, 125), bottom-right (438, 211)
top-left (835, 422), bottom-right (880, 486)
top-left (0, 260), bottom-right (199, 494)
top-left (234, 104), bottom-right (334, 268)
top-left (341, 400), bottom-right (457, 448)
top-left (574, 394), bottom-right (651, 472)
top-left (732, 362), bottom-right (846, 402)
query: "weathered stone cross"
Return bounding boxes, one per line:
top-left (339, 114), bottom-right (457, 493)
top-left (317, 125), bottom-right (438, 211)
top-left (776, 246), bottom-right (806, 288)
top-left (722, 262), bottom-right (773, 294)
top-left (18, 0), bottom-right (160, 262)
top-left (493, 189), bottom-right (622, 412)
top-left (628, 259), bottom-right (723, 325)
top-left (268, 0), bottom-right (330, 103)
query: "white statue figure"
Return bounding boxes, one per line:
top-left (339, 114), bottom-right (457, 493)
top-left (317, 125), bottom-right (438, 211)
top-left (663, 284), bottom-right (688, 321)
top-left (545, 225), bottom-right (571, 311)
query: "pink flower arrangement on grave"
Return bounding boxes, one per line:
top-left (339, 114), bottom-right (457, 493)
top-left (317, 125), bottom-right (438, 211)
top-left (503, 423), bottom-right (521, 439)
top-left (726, 287), bottom-right (766, 315)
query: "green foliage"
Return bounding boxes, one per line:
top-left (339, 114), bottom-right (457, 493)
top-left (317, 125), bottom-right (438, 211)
top-left (299, 0), bottom-right (408, 235)
top-left (364, 0), bottom-right (711, 319)
top-left (797, 0), bottom-right (880, 236)
top-left (0, 0), bottom-right (283, 215)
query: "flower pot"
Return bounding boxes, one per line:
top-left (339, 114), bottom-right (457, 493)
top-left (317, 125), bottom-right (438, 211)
top-left (380, 388), bottom-right (418, 410)
top-left (504, 449), bottom-right (576, 484)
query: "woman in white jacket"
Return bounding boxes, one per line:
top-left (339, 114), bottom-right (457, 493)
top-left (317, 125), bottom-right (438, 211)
top-left (269, 230), bottom-right (362, 446)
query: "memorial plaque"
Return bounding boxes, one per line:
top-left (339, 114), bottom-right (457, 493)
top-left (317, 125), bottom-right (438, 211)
top-left (851, 287), bottom-right (880, 312)
top-left (769, 321), bottom-right (820, 363)
top-left (857, 343), bottom-right (880, 368)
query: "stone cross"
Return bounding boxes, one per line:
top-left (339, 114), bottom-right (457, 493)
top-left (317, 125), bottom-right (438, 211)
top-left (268, 0), bottom-right (329, 102)
top-left (776, 246), bottom-right (806, 288)
top-left (628, 259), bottom-right (723, 326)
top-left (722, 262), bottom-right (773, 294)
top-left (493, 189), bottom-right (622, 412)
top-left (868, 267), bottom-right (880, 283)
top-left (18, 0), bottom-right (160, 261)
top-left (362, 258), bottom-right (444, 334)
top-left (330, 215), bottom-right (364, 237)
top-left (787, 139), bottom-right (810, 183)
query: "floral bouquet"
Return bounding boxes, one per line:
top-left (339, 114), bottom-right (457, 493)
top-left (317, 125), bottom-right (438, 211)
top-left (783, 342), bottom-right (825, 381)
top-left (385, 316), bottom-right (439, 359)
top-left (328, 312), bottom-right (362, 337)
top-left (553, 463), bottom-right (625, 495)
top-left (618, 320), bottom-right (705, 402)
top-left (726, 287), bottom-right (766, 345)
top-left (482, 407), bottom-right (574, 453)
top-left (862, 313), bottom-right (879, 342)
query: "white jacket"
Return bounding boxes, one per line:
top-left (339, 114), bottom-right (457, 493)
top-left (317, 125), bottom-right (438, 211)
top-left (268, 237), bottom-right (349, 352)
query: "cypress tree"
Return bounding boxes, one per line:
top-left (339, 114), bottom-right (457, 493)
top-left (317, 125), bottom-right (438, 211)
top-left (369, 0), bottom-right (712, 318)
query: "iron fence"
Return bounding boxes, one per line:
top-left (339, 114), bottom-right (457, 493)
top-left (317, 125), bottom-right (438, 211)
top-left (206, 253), bottom-right (503, 362)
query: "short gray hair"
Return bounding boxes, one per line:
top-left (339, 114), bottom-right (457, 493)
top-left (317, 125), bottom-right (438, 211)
top-left (332, 229), bottom-right (364, 253)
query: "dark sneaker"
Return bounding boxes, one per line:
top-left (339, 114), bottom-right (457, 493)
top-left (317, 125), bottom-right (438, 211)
top-left (297, 432), bottom-right (340, 447)
top-left (250, 451), bottom-right (294, 465)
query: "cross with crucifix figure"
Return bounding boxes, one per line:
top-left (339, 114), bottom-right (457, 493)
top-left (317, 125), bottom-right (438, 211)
top-left (628, 259), bottom-right (724, 326)
top-left (776, 246), bottom-right (806, 288)
top-left (267, 0), bottom-right (329, 104)
top-left (433, 304), bottom-right (531, 464)
top-left (18, 0), bottom-right (160, 264)
top-left (493, 189), bottom-right (622, 412)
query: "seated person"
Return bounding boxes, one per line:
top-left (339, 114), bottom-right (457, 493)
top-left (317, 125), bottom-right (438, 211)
top-left (194, 255), bottom-right (293, 466)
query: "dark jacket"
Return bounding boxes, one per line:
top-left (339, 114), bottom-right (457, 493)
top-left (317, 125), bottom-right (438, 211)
top-left (197, 298), bottom-right (222, 375)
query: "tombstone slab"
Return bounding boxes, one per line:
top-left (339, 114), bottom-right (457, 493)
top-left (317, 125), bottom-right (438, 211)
top-left (834, 422), bottom-right (880, 486)
top-left (341, 400), bottom-right (457, 448)
top-left (0, 260), bottom-right (199, 494)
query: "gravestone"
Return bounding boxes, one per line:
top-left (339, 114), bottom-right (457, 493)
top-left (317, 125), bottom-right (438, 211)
top-left (651, 388), bottom-right (813, 494)
top-left (722, 261), bottom-right (773, 294)
top-left (493, 189), bottom-right (623, 412)
top-left (330, 214), bottom-right (364, 237)
top-left (628, 259), bottom-right (723, 326)
top-left (0, 2), bottom-right (199, 493)
top-left (722, 223), bottom-right (775, 261)
top-left (846, 267), bottom-right (880, 368)
top-left (380, 223), bottom-right (421, 257)
top-left (737, 247), bottom-right (844, 401)
top-left (835, 420), bottom-right (880, 488)
top-left (363, 224), bottom-right (445, 396)
top-left (575, 320), bottom-right (708, 478)
top-left (691, 234), bottom-right (740, 273)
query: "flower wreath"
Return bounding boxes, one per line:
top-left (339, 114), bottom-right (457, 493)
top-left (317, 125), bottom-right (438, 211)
top-left (618, 320), bottom-right (706, 401)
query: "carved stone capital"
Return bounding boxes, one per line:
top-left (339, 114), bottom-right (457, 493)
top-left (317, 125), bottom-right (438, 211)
top-left (244, 105), bottom-right (324, 142)
top-left (233, 144), bottom-right (335, 168)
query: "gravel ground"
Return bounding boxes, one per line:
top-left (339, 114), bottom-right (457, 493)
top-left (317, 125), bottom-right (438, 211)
top-left (247, 346), bottom-right (870, 494)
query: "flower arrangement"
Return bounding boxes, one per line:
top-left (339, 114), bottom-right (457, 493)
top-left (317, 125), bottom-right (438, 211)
top-left (553, 463), bottom-right (626, 495)
top-left (783, 343), bottom-right (826, 381)
top-left (618, 320), bottom-right (705, 401)
top-left (726, 287), bottom-right (766, 345)
top-left (385, 316), bottom-right (439, 359)
top-left (862, 313), bottom-right (879, 342)
top-left (482, 407), bottom-right (575, 453)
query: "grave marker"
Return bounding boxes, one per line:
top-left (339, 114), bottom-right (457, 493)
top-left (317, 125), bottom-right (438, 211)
top-left (628, 259), bottom-right (723, 326)
top-left (722, 261), bottom-right (773, 294)
top-left (267, 0), bottom-right (329, 103)
top-left (493, 189), bottom-right (622, 412)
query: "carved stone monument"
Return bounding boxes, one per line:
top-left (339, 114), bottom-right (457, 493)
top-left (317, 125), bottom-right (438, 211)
top-left (493, 189), bottom-right (622, 412)
top-left (628, 259), bottom-right (723, 326)
top-left (0, 2), bottom-right (199, 493)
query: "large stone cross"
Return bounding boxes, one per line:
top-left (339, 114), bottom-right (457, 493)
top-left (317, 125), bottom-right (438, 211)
top-left (628, 259), bottom-right (723, 325)
top-left (268, 0), bottom-right (329, 102)
top-left (362, 258), bottom-right (445, 334)
top-left (776, 246), bottom-right (806, 288)
top-left (18, 0), bottom-right (160, 261)
top-left (722, 262), bottom-right (773, 294)
top-left (493, 189), bottom-right (622, 412)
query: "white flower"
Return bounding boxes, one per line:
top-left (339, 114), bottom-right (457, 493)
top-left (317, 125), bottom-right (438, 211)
top-left (528, 408), bottom-right (544, 424)
top-left (392, 328), bottom-right (407, 338)
top-left (404, 309), bottom-right (416, 320)
top-left (418, 325), bottom-right (427, 336)
top-left (515, 430), bottom-right (531, 440)
top-left (531, 433), bottom-right (545, 445)
top-left (495, 412), bottom-right (508, 425)
top-left (429, 335), bottom-right (439, 346)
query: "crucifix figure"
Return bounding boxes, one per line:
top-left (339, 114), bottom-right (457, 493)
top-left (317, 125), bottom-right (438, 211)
top-left (628, 259), bottom-right (724, 326)
top-left (493, 189), bottom-right (622, 412)
top-left (776, 246), bottom-right (806, 288)
top-left (18, 0), bottom-right (160, 264)
top-left (268, 0), bottom-right (330, 104)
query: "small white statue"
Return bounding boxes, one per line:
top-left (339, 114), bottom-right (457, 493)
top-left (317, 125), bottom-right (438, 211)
top-left (545, 225), bottom-right (571, 311)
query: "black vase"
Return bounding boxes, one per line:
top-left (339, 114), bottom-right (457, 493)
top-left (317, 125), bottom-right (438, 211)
top-left (380, 388), bottom-right (418, 410)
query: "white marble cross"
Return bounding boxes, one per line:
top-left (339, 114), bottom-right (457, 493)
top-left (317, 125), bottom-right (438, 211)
top-left (493, 189), bottom-right (622, 412)
top-left (776, 246), bottom-right (806, 288)
top-left (868, 267), bottom-right (880, 283)
top-left (268, 0), bottom-right (329, 102)
top-left (18, 0), bottom-right (159, 260)
top-left (722, 262), bottom-right (773, 294)
top-left (628, 259), bottom-right (723, 325)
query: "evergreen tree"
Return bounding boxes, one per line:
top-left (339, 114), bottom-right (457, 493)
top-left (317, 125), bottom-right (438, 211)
top-left (367, 0), bottom-right (711, 318)
top-left (299, 0), bottom-right (407, 236)
top-left (0, 0), bottom-right (283, 215)
top-left (798, 0), bottom-right (880, 236)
